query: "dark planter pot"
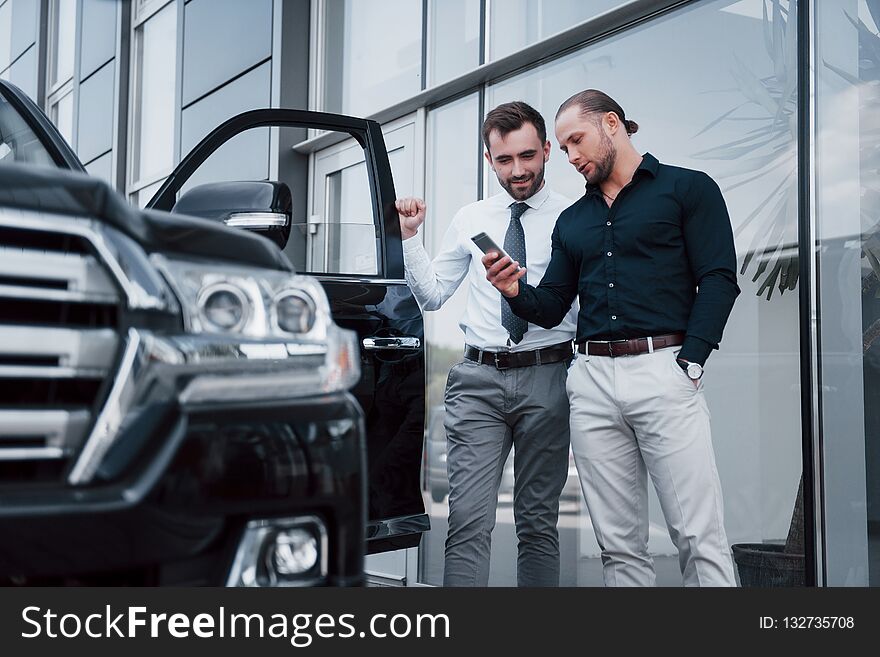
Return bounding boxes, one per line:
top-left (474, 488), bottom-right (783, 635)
top-left (731, 543), bottom-right (805, 587)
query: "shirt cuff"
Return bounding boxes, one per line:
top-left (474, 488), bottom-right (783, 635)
top-left (401, 232), bottom-right (421, 250)
top-left (401, 232), bottom-right (427, 263)
top-left (678, 336), bottom-right (714, 366)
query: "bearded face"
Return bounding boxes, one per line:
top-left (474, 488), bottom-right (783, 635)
top-left (584, 127), bottom-right (617, 186)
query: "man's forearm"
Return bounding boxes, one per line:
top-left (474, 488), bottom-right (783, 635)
top-left (402, 235), bottom-right (445, 311)
top-left (506, 281), bottom-right (572, 330)
top-left (680, 271), bottom-right (740, 365)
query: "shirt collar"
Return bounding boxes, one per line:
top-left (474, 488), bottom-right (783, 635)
top-left (498, 182), bottom-right (550, 211)
top-left (584, 152), bottom-right (659, 197)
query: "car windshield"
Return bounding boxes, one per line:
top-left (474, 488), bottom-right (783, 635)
top-left (0, 90), bottom-right (55, 168)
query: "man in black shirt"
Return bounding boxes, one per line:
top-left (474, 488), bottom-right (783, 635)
top-left (483, 89), bottom-right (739, 587)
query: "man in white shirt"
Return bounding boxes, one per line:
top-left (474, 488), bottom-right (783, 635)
top-left (396, 102), bottom-right (577, 586)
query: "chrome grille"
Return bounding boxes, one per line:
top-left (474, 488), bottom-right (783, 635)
top-left (0, 213), bottom-right (121, 483)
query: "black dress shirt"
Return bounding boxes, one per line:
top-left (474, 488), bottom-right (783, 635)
top-left (506, 153), bottom-right (739, 365)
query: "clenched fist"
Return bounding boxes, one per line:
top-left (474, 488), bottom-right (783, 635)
top-left (394, 197), bottom-right (427, 240)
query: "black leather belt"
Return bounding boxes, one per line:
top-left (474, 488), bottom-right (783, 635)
top-left (464, 341), bottom-right (573, 369)
top-left (577, 332), bottom-right (685, 357)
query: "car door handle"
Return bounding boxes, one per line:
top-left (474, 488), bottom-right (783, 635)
top-left (362, 337), bottom-right (421, 350)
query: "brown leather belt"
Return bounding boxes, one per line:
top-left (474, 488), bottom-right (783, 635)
top-left (577, 332), bottom-right (685, 358)
top-left (464, 341), bottom-right (573, 369)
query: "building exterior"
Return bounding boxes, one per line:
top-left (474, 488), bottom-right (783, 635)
top-left (1, 0), bottom-right (877, 586)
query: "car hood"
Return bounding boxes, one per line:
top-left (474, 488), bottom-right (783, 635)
top-left (0, 163), bottom-right (292, 271)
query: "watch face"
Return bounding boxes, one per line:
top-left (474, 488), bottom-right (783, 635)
top-left (687, 363), bottom-right (703, 380)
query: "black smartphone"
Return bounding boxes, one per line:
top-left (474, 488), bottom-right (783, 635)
top-left (471, 232), bottom-right (522, 271)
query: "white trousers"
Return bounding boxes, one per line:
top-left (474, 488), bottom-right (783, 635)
top-left (566, 346), bottom-right (736, 587)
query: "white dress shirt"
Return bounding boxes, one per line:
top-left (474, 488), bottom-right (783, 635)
top-left (402, 184), bottom-right (578, 351)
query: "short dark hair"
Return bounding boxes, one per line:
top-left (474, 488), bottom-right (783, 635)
top-left (556, 89), bottom-right (639, 136)
top-left (481, 101), bottom-right (547, 152)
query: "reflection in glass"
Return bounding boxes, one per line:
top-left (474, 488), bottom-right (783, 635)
top-left (133, 1), bottom-right (177, 183)
top-left (52, 90), bottom-right (73, 146)
top-left (418, 93), bottom-right (480, 586)
top-left (85, 151), bottom-right (113, 187)
top-left (428, 0), bottom-right (480, 86)
top-left (77, 61), bottom-right (114, 164)
top-left (323, 0), bottom-right (422, 116)
top-left (5, 43), bottom-right (36, 100)
top-left (0, 92), bottom-right (54, 166)
top-left (488, 0), bottom-right (623, 61)
top-left (815, 0), bottom-right (880, 586)
top-left (50, 0), bottom-right (76, 87)
top-left (0, 2), bottom-right (10, 72)
top-left (483, 0), bottom-right (802, 586)
top-left (132, 179), bottom-right (162, 208)
top-left (80, 0), bottom-right (118, 79)
top-left (179, 63), bottom-right (271, 192)
top-left (321, 162), bottom-right (377, 275)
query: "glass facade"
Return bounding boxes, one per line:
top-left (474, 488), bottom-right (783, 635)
top-left (481, 0), bottom-right (802, 586)
top-left (428, 0), bottom-right (481, 86)
top-left (322, 0), bottom-right (423, 116)
top-left (18, 0), bottom-right (875, 586)
top-left (0, 0), bottom-right (38, 99)
top-left (179, 62), bottom-right (271, 191)
top-left (131, 0), bottom-right (177, 186)
top-left (488, 0), bottom-right (624, 60)
top-left (49, 0), bottom-right (75, 88)
top-left (814, 0), bottom-right (880, 586)
top-left (420, 93), bottom-right (481, 585)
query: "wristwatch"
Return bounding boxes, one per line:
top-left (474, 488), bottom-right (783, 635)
top-left (677, 358), bottom-right (703, 380)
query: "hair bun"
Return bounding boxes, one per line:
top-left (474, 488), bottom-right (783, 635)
top-left (625, 119), bottom-right (639, 135)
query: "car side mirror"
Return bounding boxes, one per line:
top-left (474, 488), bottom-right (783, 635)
top-left (171, 181), bottom-right (292, 250)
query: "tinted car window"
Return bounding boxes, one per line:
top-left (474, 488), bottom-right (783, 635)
top-left (0, 91), bottom-right (54, 167)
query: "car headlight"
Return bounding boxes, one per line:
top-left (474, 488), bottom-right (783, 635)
top-left (274, 290), bottom-right (315, 334)
top-left (152, 255), bottom-right (320, 338)
top-left (145, 255), bottom-right (360, 400)
top-left (227, 517), bottom-right (328, 587)
top-left (199, 282), bottom-right (250, 332)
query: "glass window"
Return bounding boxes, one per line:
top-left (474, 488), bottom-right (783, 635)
top-left (305, 121), bottom-right (415, 277)
top-left (132, 0), bottom-right (177, 184)
top-left (182, 0), bottom-right (271, 106)
top-left (488, 0), bottom-right (624, 61)
top-left (321, 163), bottom-right (376, 274)
top-left (815, 0), bottom-right (880, 586)
top-left (51, 89), bottom-right (74, 146)
top-left (0, 2), bottom-right (10, 73)
top-left (307, 144), bottom-right (379, 276)
top-left (49, 0), bottom-right (76, 88)
top-left (179, 61), bottom-right (271, 191)
top-left (0, 0), bottom-right (38, 72)
top-left (5, 42), bottom-right (36, 100)
top-left (428, 0), bottom-right (480, 86)
top-left (0, 89), bottom-right (54, 166)
top-left (418, 93), bottom-right (480, 585)
top-left (80, 0), bottom-right (118, 79)
top-left (135, 0), bottom-right (166, 22)
top-left (322, 0), bottom-right (422, 116)
top-left (77, 61), bottom-right (114, 164)
top-left (131, 179), bottom-right (162, 208)
top-left (481, 0), bottom-right (802, 586)
top-left (85, 151), bottom-right (113, 187)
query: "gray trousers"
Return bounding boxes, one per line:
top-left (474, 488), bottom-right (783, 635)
top-left (442, 357), bottom-right (570, 586)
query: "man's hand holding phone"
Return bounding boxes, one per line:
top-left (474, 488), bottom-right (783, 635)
top-left (472, 233), bottom-right (526, 298)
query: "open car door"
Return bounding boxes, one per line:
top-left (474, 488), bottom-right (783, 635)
top-left (148, 109), bottom-right (428, 555)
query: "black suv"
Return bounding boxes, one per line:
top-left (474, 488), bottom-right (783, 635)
top-left (0, 80), bottom-right (427, 586)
